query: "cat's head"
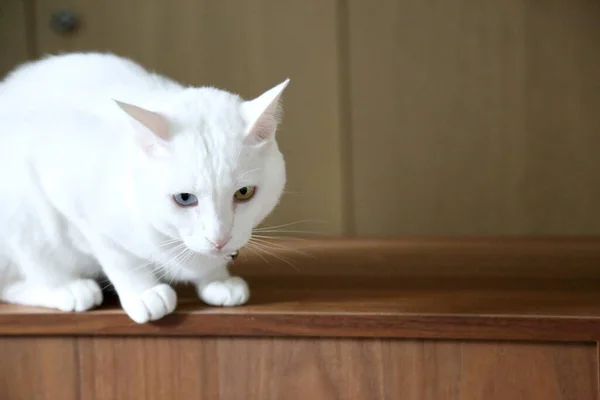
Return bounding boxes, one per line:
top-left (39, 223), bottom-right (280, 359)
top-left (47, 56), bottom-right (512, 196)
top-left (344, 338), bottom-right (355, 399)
top-left (116, 80), bottom-right (289, 259)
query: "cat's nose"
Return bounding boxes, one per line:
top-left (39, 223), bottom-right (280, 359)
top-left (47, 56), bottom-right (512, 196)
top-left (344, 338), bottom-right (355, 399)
top-left (208, 237), bottom-right (231, 250)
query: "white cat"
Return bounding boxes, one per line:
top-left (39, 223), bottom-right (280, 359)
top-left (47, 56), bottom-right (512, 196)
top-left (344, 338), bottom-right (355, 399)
top-left (0, 52), bottom-right (288, 323)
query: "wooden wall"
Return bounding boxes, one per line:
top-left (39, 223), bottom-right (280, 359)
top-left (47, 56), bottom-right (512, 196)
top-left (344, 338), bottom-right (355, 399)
top-left (1, 0), bottom-right (600, 236)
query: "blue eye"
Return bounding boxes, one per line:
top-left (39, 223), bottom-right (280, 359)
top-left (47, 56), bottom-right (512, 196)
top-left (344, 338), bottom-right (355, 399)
top-left (173, 193), bottom-right (198, 207)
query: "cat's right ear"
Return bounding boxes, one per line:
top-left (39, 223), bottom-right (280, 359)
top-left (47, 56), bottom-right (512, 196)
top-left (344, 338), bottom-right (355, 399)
top-left (114, 100), bottom-right (171, 158)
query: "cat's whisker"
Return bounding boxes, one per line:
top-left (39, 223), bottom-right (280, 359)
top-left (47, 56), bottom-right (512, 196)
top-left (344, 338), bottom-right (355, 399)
top-left (158, 238), bottom-right (182, 248)
top-left (100, 279), bottom-right (114, 292)
top-left (156, 255), bottom-right (181, 283)
top-left (160, 237), bottom-right (181, 243)
top-left (251, 234), bottom-right (309, 242)
top-left (132, 259), bottom-right (156, 272)
top-left (154, 268), bottom-right (168, 283)
top-left (165, 245), bottom-right (191, 270)
top-left (152, 242), bottom-right (189, 281)
top-left (243, 244), bottom-right (273, 267)
top-left (251, 229), bottom-right (327, 236)
top-left (248, 240), bottom-right (297, 258)
top-left (148, 243), bottom-right (186, 266)
top-left (253, 220), bottom-right (326, 231)
top-left (146, 241), bottom-right (185, 260)
top-left (164, 244), bottom-right (199, 283)
top-left (168, 248), bottom-right (193, 286)
top-left (245, 241), bottom-right (300, 272)
top-left (180, 248), bottom-right (195, 269)
top-left (249, 237), bottom-right (315, 259)
top-left (132, 239), bottom-right (187, 274)
top-left (250, 234), bottom-right (324, 251)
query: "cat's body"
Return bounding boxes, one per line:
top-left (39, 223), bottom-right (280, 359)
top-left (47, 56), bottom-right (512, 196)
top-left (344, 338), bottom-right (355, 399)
top-left (0, 53), bottom-right (288, 323)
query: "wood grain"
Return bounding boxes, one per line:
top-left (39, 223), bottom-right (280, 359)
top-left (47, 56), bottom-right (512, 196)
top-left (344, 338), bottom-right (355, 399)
top-left (400, 341), bottom-right (597, 400)
top-left (32, 0), bottom-right (344, 235)
top-left (347, 0), bottom-right (600, 235)
top-left (0, 0), bottom-right (32, 77)
top-left (78, 337), bottom-right (207, 400)
top-left (76, 337), bottom-right (597, 400)
top-left (0, 338), bottom-right (78, 400)
top-left (0, 238), bottom-right (600, 340)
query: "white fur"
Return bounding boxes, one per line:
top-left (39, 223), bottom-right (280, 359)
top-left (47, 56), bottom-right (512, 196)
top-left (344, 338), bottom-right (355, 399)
top-left (0, 53), bottom-right (288, 323)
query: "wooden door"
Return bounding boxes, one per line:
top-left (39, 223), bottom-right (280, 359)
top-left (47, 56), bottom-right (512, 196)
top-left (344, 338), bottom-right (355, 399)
top-left (347, 0), bottom-right (600, 235)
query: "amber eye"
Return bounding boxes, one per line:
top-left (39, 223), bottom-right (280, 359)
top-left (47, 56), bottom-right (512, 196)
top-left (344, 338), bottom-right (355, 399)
top-left (234, 186), bottom-right (256, 202)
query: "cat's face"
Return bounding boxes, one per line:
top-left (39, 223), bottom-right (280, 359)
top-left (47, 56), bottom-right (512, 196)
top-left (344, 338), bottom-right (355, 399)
top-left (159, 135), bottom-right (285, 258)
top-left (120, 81), bottom-right (288, 259)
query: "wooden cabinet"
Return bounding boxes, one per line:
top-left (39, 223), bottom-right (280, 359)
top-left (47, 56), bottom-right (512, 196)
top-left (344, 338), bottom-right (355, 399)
top-left (1, 238), bottom-right (600, 399)
top-left (1, 338), bottom-right (596, 400)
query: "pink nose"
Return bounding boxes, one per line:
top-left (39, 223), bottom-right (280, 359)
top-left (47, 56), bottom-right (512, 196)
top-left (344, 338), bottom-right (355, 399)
top-left (209, 237), bottom-right (231, 250)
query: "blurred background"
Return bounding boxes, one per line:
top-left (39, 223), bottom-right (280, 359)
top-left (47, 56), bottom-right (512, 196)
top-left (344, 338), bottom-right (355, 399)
top-left (2, 0), bottom-right (599, 237)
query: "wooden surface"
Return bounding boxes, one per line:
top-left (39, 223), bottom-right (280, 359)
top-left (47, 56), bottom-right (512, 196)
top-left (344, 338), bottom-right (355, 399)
top-left (72, 338), bottom-right (598, 400)
top-left (2, 276), bottom-right (600, 341)
top-left (0, 338), bottom-right (78, 400)
top-left (348, 0), bottom-right (600, 235)
top-left (1, 238), bottom-right (600, 341)
top-left (31, 0), bottom-right (343, 235)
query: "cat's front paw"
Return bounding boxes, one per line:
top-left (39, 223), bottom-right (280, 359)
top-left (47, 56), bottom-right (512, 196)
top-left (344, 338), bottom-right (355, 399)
top-left (120, 284), bottom-right (177, 324)
top-left (197, 277), bottom-right (250, 306)
top-left (52, 279), bottom-right (103, 312)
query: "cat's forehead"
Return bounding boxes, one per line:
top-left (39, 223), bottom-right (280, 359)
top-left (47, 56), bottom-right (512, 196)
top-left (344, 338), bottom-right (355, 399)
top-left (166, 87), bottom-right (263, 190)
top-left (175, 87), bottom-right (245, 130)
top-left (170, 133), bottom-right (262, 192)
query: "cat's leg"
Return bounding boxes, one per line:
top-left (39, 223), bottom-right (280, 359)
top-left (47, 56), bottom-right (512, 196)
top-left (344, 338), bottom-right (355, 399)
top-left (87, 237), bottom-right (177, 323)
top-left (0, 249), bottom-right (103, 312)
top-left (195, 266), bottom-right (250, 307)
top-left (0, 186), bottom-right (104, 311)
top-left (1, 279), bottom-right (103, 312)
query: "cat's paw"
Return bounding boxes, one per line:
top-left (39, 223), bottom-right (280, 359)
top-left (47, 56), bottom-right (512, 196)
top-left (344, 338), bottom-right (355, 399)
top-left (120, 284), bottom-right (177, 324)
top-left (52, 279), bottom-right (103, 312)
top-left (198, 277), bottom-right (250, 307)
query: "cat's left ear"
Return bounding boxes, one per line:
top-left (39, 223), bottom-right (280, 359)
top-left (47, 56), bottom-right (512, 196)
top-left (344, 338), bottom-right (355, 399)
top-left (241, 79), bottom-right (290, 146)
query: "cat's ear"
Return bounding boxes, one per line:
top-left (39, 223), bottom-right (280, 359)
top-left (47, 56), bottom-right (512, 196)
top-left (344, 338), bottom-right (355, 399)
top-left (241, 79), bottom-right (290, 146)
top-left (114, 100), bottom-right (171, 157)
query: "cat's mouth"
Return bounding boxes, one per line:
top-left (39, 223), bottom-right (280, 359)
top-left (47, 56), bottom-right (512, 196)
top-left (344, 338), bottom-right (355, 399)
top-left (227, 250), bottom-right (239, 261)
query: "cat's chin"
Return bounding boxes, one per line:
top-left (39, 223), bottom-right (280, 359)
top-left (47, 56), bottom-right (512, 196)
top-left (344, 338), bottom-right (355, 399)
top-left (196, 248), bottom-right (239, 261)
